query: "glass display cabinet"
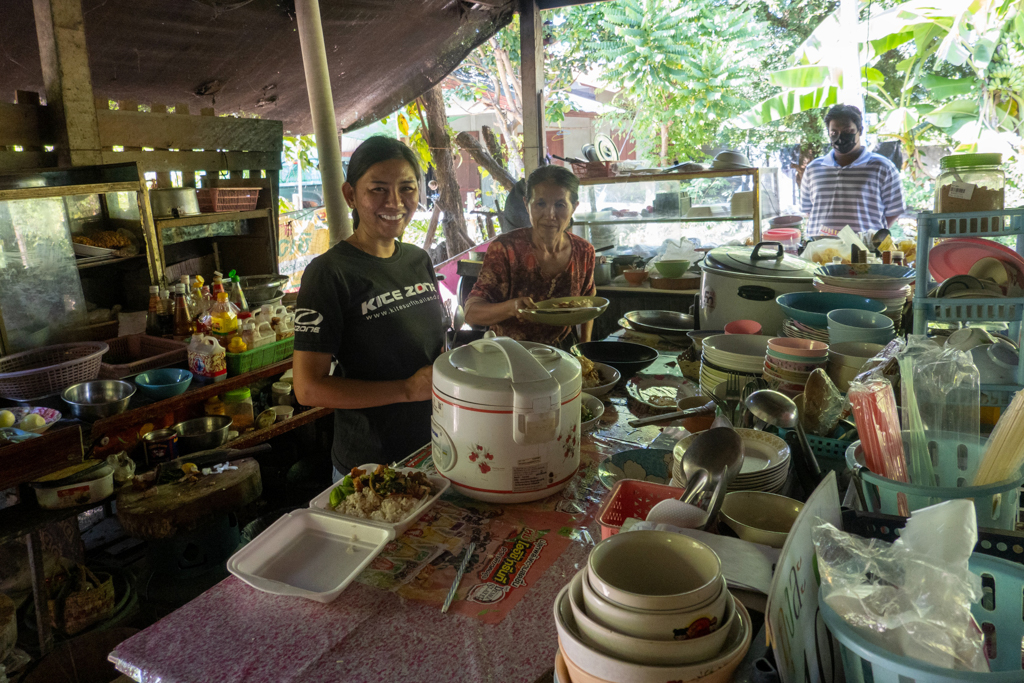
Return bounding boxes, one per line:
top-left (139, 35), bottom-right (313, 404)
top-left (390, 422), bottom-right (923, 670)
top-left (571, 167), bottom-right (781, 250)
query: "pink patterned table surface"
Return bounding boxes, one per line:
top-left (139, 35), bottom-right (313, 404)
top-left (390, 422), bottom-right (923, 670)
top-left (110, 360), bottom-right (680, 683)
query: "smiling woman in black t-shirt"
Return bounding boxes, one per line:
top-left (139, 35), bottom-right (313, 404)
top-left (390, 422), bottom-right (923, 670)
top-left (292, 137), bottom-right (446, 477)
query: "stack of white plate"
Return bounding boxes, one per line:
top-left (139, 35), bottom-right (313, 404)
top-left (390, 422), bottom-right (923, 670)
top-left (813, 280), bottom-right (910, 328)
top-left (672, 429), bottom-right (791, 494)
top-left (814, 264), bottom-right (914, 330)
top-left (699, 335), bottom-right (769, 396)
top-left (781, 318), bottom-right (829, 342)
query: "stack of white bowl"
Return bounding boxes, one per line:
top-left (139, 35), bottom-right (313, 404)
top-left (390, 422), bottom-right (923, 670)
top-left (699, 334), bottom-right (769, 397)
top-left (781, 317), bottom-right (830, 342)
top-left (762, 337), bottom-right (829, 396)
top-left (555, 530), bottom-right (752, 683)
top-left (672, 429), bottom-right (791, 494)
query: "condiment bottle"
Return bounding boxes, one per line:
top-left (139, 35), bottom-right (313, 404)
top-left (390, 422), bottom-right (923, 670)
top-left (227, 336), bottom-right (248, 353)
top-left (240, 319), bottom-right (256, 350)
top-left (173, 284), bottom-right (193, 341)
top-left (221, 387), bottom-right (254, 430)
top-left (179, 275), bottom-right (197, 313)
top-left (158, 288), bottom-right (175, 338)
top-left (205, 396), bottom-right (226, 415)
top-left (146, 285), bottom-right (161, 336)
top-left (228, 270), bottom-right (249, 313)
top-left (190, 275), bottom-right (205, 308)
top-left (211, 271), bottom-right (226, 296)
top-left (254, 319), bottom-right (274, 347)
top-left (209, 292), bottom-right (238, 341)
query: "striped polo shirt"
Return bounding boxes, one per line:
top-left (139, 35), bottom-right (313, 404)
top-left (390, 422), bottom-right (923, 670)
top-left (800, 148), bottom-right (906, 236)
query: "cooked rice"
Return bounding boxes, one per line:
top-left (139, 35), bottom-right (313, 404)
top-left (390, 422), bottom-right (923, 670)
top-left (333, 488), bottom-right (425, 523)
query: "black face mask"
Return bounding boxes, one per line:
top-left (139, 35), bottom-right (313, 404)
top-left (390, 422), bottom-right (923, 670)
top-left (832, 132), bottom-right (858, 154)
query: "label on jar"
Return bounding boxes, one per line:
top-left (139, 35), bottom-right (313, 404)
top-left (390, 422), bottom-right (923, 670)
top-left (948, 181), bottom-right (976, 200)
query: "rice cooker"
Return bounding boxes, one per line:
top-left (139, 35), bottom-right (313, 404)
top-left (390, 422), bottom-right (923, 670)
top-left (700, 241), bottom-right (817, 335)
top-left (431, 337), bottom-right (582, 503)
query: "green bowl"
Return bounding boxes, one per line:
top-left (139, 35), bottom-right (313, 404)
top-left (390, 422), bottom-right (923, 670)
top-left (654, 260), bottom-right (691, 278)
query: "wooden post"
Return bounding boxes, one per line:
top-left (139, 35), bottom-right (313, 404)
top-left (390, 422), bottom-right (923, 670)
top-left (519, 0), bottom-right (544, 176)
top-left (175, 103), bottom-right (195, 188)
top-left (294, 0), bottom-right (351, 245)
top-left (33, 0), bottom-right (103, 167)
top-left (150, 103), bottom-right (173, 188)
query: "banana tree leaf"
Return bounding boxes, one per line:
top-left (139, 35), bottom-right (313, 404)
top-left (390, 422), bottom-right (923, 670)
top-left (1016, 13), bottom-right (1024, 43)
top-left (922, 73), bottom-right (978, 98)
top-left (881, 107), bottom-right (920, 133)
top-left (923, 99), bottom-right (979, 128)
top-left (729, 86), bottom-right (839, 128)
top-left (769, 65), bottom-right (836, 88)
top-left (862, 67), bottom-right (886, 86)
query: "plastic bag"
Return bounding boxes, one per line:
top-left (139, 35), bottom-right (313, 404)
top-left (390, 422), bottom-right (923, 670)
top-left (646, 238), bottom-right (700, 271)
top-left (899, 336), bottom-right (979, 484)
top-left (813, 500), bottom-right (988, 673)
top-left (799, 227), bottom-right (870, 265)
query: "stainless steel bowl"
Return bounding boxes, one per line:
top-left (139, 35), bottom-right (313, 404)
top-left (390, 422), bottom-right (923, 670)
top-left (239, 275), bottom-right (289, 302)
top-left (62, 380), bottom-right (135, 421)
top-left (149, 188), bottom-right (200, 218)
top-left (623, 310), bottom-right (694, 336)
top-left (173, 416), bottom-right (232, 454)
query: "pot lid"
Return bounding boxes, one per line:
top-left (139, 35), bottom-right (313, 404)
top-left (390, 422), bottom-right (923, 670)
top-left (703, 242), bottom-right (817, 278)
top-left (433, 338), bottom-right (581, 408)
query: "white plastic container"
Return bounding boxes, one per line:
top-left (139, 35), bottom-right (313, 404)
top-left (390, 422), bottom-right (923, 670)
top-left (187, 334), bottom-right (227, 382)
top-left (227, 508), bottom-right (394, 603)
top-left (254, 321), bottom-right (275, 348)
top-left (308, 462), bottom-right (451, 535)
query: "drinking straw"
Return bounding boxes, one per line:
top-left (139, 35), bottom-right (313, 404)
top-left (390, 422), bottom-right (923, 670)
top-left (849, 379), bottom-right (910, 515)
top-left (899, 355), bottom-right (936, 486)
top-left (973, 390), bottom-right (1024, 486)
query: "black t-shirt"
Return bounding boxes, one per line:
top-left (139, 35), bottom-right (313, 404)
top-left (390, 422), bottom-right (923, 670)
top-left (294, 240), bottom-right (446, 472)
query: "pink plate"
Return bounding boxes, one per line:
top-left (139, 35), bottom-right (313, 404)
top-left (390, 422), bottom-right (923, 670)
top-left (928, 237), bottom-right (1024, 283)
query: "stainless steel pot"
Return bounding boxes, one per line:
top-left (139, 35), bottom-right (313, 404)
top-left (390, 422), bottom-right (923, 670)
top-left (699, 242), bottom-right (817, 334)
top-left (150, 188), bottom-right (200, 218)
top-left (174, 416), bottom-right (232, 454)
top-left (594, 262), bottom-right (613, 286)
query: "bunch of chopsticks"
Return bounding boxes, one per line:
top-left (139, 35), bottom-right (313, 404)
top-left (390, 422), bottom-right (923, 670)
top-left (974, 390), bottom-right (1024, 485)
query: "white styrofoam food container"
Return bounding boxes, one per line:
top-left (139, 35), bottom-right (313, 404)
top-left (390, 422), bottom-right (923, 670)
top-left (308, 462), bottom-right (450, 535)
top-left (227, 508), bottom-right (394, 603)
top-left (72, 243), bottom-right (117, 257)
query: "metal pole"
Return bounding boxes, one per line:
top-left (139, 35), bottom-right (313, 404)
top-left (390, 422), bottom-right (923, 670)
top-left (294, 0), bottom-right (350, 244)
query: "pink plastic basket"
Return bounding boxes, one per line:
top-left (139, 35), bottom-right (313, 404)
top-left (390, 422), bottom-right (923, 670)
top-left (197, 187), bottom-right (261, 212)
top-left (0, 342), bottom-right (109, 401)
top-left (597, 479), bottom-right (684, 539)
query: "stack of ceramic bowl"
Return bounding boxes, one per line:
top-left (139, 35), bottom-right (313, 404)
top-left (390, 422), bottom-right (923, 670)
top-left (827, 309), bottom-right (896, 346)
top-left (673, 429), bottom-right (791, 494)
top-left (555, 530), bottom-right (752, 683)
top-left (827, 341), bottom-right (884, 392)
top-left (762, 337), bottom-right (829, 396)
top-left (699, 334), bottom-right (769, 397)
top-left (814, 263), bottom-right (915, 328)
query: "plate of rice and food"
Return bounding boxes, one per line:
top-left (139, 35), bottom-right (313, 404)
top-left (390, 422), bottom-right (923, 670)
top-left (309, 463), bottom-right (450, 534)
top-left (578, 354), bottom-right (621, 398)
top-left (519, 296), bottom-right (610, 326)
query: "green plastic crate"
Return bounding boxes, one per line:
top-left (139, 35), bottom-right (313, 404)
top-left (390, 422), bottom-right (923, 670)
top-left (225, 337), bottom-right (294, 376)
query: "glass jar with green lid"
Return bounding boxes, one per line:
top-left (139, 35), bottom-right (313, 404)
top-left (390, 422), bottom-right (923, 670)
top-left (221, 387), bottom-right (254, 430)
top-left (935, 153), bottom-right (1004, 214)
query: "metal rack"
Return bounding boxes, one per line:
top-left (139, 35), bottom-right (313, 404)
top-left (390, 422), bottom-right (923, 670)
top-left (912, 208), bottom-right (1024, 406)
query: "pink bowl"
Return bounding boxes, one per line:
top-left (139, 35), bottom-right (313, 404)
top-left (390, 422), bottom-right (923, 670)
top-left (767, 337), bottom-right (828, 357)
top-left (724, 319), bottom-right (762, 335)
top-left (767, 356), bottom-right (826, 373)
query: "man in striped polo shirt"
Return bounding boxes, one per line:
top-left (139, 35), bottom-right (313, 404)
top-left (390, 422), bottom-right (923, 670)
top-left (800, 105), bottom-right (906, 237)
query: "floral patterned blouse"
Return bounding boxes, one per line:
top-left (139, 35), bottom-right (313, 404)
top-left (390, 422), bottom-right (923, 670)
top-left (469, 228), bottom-right (596, 345)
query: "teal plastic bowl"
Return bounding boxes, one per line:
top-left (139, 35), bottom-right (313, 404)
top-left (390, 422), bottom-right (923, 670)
top-left (134, 369), bottom-right (193, 399)
top-left (776, 292), bottom-right (886, 328)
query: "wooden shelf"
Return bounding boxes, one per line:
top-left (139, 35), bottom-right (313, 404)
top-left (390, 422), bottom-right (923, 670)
top-left (154, 208), bottom-right (268, 229)
top-left (89, 359), bottom-right (295, 440)
top-left (577, 216), bottom-right (757, 224)
top-left (76, 255), bottom-right (144, 270)
top-left (579, 168), bottom-right (759, 186)
top-left (0, 497), bottom-right (98, 545)
top-left (0, 426), bottom-right (84, 490)
top-left (225, 406), bottom-right (331, 450)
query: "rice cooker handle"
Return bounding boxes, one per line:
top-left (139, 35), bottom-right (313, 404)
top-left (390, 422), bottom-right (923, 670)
top-left (750, 242), bottom-right (784, 262)
top-left (468, 337), bottom-right (561, 445)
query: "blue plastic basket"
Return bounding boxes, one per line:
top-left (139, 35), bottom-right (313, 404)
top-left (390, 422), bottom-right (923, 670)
top-left (777, 428), bottom-right (852, 476)
top-left (845, 436), bottom-right (1024, 530)
top-left (820, 553), bottom-right (1024, 682)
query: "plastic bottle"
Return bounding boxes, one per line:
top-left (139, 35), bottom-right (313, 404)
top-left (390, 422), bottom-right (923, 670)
top-left (157, 288), bottom-right (175, 338)
top-left (179, 275), bottom-right (196, 313)
top-left (271, 381), bottom-right (293, 406)
top-left (228, 270), bottom-right (249, 313)
top-left (204, 396), bottom-right (226, 416)
top-left (240, 319), bottom-right (256, 350)
top-left (211, 271), bottom-right (226, 296)
top-left (227, 336), bottom-right (248, 353)
top-left (190, 275), bottom-right (205, 307)
top-left (209, 292), bottom-right (238, 341)
top-left (187, 335), bottom-right (227, 382)
top-left (274, 310), bottom-right (294, 341)
top-left (254, 319), bottom-right (274, 348)
top-left (173, 284), bottom-right (193, 341)
top-left (146, 285), bottom-right (161, 336)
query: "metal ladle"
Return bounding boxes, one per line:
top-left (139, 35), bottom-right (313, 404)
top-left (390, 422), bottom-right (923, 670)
top-left (678, 427), bottom-right (744, 506)
top-left (743, 390), bottom-right (823, 493)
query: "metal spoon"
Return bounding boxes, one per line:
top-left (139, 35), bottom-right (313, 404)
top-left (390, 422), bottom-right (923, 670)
top-left (627, 399), bottom-right (716, 428)
top-left (677, 427), bottom-right (744, 506)
top-left (744, 390), bottom-right (823, 492)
